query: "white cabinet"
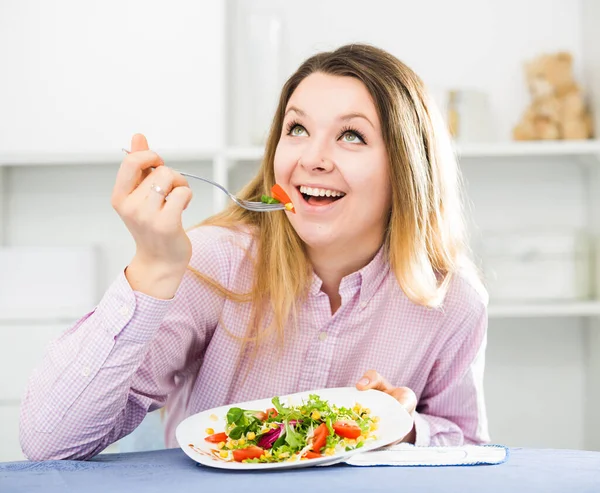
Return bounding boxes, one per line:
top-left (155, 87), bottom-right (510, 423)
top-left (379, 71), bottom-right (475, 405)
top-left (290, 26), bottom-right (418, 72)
top-left (0, 0), bottom-right (225, 154)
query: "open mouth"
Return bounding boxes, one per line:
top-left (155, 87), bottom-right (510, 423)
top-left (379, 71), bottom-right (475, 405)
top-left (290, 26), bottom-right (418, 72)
top-left (298, 185), bottom-right (346, 206)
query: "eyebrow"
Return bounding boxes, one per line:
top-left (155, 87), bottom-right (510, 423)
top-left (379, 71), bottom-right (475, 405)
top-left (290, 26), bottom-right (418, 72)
top-left (284, 106), bottom-right (375, 129)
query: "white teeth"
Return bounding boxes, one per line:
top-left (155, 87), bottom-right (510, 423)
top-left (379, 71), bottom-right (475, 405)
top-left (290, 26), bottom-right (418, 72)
top-left (299, 185), bottom-right (345, 198)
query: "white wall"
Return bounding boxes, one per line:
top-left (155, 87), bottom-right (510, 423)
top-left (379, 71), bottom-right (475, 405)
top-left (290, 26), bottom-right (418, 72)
top-left (229, 0), bottom-right (584, 146)
top-left (0, 0), bottom-right (225, 153)
top-left (0, 0), bottom-right (598, 460)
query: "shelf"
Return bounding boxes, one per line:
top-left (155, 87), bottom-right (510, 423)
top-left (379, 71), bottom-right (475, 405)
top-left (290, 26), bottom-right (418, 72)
top-left (224, 141), bottom-right (600, 161)
top-left (0, 149), bottom-right (217, 167)
top-left (488, 301), bottom-right (600, 318)
top-left (456, 140), bottom-right (600, 158)
top-left (3, 141), bottom-right (600, 166)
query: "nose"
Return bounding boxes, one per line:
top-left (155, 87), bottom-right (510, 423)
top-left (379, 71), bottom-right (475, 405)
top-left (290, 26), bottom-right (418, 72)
top-left (299, 140), bottom-right (334, 173)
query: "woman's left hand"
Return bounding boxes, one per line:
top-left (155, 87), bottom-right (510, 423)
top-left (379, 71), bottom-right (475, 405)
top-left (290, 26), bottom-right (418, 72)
top-left (356, 369), bottom-right (417, 443)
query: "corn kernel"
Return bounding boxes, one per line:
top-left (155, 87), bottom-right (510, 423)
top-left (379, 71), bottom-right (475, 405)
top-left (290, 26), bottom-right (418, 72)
top-left (231, 440), bottom-right (238, 446)
top-left (370, 423), bottom-right (379, 431)
top-left (347, 439), bottom-right (356, 445)
top-left (279, 452), bottom-right (290, 458)
top-left (238, 438), bottom-right (246, 446)
top-left (374, 416), bottom-right (380, 423)
top-left (226, 442), bottom-right (234, 449)
top-left (205, 427), bottom-right (215, 435)
top-left (247, 432), bottom-right (256, 440)
top-left (325, 448), bottom-right (335, 456)
top-left (264, 450), bottom-right (272, 458)
top-left (219, 450), bottom-right (228, 458)
top-left (311, 411), bottom-right (321, 420)
top-left (364, 408), bottom-right (371, 414)
top-left (217, 441), bottom-right (226, 449)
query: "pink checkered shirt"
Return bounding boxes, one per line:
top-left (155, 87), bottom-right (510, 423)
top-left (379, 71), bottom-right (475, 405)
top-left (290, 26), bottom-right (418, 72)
top-left (20, 225), bottom-right (489, 460)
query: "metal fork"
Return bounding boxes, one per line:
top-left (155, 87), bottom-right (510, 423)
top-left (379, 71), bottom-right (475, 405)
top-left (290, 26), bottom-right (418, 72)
top-left (175, 170), bottom-right (287, 212)
top-left (122, 149), bottom-right (286, 212)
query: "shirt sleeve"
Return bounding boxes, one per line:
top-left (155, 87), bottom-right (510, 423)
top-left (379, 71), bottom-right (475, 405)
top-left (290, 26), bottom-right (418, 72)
top-left (413, 299), bottom-right (489, 446)
top-left (19, 227), bottom-right (234, 461)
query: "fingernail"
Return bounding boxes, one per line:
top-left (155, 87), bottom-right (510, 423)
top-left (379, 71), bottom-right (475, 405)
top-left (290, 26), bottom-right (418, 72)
top-left (358, 378), bottom-right (370, 386)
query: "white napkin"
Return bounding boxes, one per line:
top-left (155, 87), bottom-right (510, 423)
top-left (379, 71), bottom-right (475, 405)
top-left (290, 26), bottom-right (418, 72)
top-left (344, 443), bottom-right (508, 467)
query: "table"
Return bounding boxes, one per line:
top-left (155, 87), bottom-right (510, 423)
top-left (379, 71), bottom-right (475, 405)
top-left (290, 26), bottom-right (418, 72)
top-left (1, 447), bottom-right (599, 493)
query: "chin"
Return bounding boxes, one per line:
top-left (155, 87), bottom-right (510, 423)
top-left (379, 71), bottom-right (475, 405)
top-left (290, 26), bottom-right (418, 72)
top-left (291, 222), bottom-right (341, 250)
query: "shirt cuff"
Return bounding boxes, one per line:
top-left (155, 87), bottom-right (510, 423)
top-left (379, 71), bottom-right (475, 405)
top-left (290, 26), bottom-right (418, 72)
top-left (413, 411), bottom-right (431, 447)
top-left (95, 269), bottom-right (175, 342)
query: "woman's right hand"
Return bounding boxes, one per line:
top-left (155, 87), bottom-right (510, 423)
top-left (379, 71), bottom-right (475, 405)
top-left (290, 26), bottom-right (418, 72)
top-left (112, 134), bottom-right (193, 299)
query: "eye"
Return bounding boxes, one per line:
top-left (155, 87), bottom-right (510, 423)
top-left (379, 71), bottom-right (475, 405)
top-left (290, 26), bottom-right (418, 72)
top-left (292, 125), bottom-right (307, 136)
top-left (341, 132), bottom-right (361, 143)
top-left (286, 121), bottom-right (308, 137)
top-left (338, 126), bottom-right (367, 145)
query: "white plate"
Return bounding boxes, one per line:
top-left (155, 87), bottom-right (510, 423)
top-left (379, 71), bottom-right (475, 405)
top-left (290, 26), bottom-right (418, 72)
top-left (175, 386), bottom-right (413, 470)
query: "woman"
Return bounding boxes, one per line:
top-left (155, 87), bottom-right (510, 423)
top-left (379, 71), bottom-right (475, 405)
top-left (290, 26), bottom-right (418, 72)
top-left (20, 43), bottom-right (489, 460)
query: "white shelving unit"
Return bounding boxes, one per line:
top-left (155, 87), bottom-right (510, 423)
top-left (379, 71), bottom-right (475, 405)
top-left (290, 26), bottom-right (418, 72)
top-left (3, 140), bottom-right (600, 321)
top-left (456, 140), bottom-right (600, 158)
top-left (4, 140), bottom-right (599, 166)
top-left (488, 300), bottom-right (600, 318)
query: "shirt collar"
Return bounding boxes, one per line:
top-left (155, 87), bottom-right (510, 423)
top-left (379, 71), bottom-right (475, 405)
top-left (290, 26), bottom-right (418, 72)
top-left (308, 245), bottom-right (389, 307)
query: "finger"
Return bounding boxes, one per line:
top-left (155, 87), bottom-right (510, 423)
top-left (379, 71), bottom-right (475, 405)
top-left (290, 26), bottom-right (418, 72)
top-left (356, 370), bottom-right (394, 392)
top-left (129, 133), bottom-right (158, 183)
top-left (131, 133), bottom-right (149, 153)
top-left (112, 150), bottom-right (165, 205)
top-left (390, 387), bottom-right (417, 416)
top-left (133, 167), bottom-right (190, 210)
top-left (161, 186), bottom-right (193, 219)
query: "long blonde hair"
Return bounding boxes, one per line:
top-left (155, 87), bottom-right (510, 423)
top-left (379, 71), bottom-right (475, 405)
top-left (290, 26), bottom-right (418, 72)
top-left (192, 43), bottom-right (473, 349)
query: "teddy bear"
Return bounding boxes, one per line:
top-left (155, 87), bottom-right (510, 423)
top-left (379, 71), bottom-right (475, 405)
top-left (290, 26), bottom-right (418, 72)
top-left (512, 52), bottom-right (594, 141)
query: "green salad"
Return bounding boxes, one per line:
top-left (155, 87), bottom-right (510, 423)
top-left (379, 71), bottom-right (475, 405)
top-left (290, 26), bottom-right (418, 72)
top-left (203, 394), bottom-right (379, 463)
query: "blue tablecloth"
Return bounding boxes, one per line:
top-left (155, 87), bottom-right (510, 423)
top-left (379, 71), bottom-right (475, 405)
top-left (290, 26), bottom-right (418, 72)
top-left (2, 447), bottom-right (599, 493)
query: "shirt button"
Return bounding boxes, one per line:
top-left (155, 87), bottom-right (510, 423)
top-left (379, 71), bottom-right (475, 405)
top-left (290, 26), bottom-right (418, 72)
top-left (82, 367), bottom-right (91, 377)
top-left (118, 304), bottom-right (129, 316)
top-left (319, 331), bottom-right (327, 341)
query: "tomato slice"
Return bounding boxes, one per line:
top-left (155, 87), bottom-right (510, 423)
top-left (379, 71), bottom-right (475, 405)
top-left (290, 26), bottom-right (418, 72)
top-left (271, 184), bottom-right (295, 213)
top-left (332, 420), bottom-right (362, 439)
top-left (311, 423), bottom-right (330, 453)
top-left (255, 407), bottom-right (278, 421)
top-left (204, 432), bottom-right (228, 443)
top-left (232, 446), bottom-right (265, 462)
top-left (303, 451), bottom-right (322, 459)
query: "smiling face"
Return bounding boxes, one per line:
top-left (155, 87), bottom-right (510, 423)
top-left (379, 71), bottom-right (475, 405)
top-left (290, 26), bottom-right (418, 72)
top-left (274, 73), bottom-right (392, 253)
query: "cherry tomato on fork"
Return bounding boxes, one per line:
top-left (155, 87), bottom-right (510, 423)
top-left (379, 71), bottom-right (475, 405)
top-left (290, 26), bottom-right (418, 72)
top-left (271, 184), bottom-right (295, 213)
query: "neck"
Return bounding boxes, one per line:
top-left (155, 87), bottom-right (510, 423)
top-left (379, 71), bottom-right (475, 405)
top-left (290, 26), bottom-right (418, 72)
top-left (308, 236), bottom-right (383, 313)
